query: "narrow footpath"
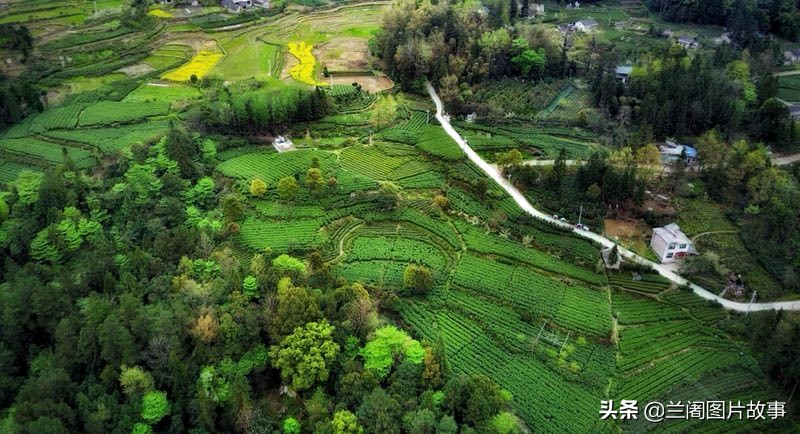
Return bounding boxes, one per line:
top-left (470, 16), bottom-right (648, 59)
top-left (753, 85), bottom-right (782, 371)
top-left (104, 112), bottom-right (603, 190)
top-left (426, 81), bottom-right (800, 312)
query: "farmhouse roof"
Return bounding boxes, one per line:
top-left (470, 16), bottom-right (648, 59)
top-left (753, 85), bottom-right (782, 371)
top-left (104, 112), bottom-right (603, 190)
top-left (678, 36), bottom-right (696, 44)
top-left (653, 223), bottom-right (692, 246)
top-left (615, 65), bottom-right (633, 76)
top-left (789, 105), bottom-right (800, 117)
top-left (578, 19), bottom-right (598, 26)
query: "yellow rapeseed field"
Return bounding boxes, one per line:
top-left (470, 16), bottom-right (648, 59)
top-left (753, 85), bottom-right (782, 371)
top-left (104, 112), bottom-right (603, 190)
top-left (162, 50), bottom-right (224, 82)
top-left (287, 42), bottom-right (325, 86)
top-left (148, 9), bottom-right (174, 19)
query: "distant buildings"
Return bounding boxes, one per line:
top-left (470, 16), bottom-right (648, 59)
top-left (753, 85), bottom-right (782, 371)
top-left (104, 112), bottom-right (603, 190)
top-left (528, 2), bottom-right (545, 17)
top-left (677, 36), bottom-right (700, 49)
top-left (784, 48), bottom-right (800, 65)
top-left (574, 19), bottom-right (598, 32)
top-left (221, 0), bottom-right (251, 12)
top-left (650, 223), bottom-right (695, 263)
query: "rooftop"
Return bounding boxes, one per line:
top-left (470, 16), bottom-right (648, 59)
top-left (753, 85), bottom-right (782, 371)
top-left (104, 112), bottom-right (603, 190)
top-left (615, 65), bottom-right (633, 75)
top-left (653, 223), bottom-right (692, 245)
top-left (578, 19), bottom-right (598, 26)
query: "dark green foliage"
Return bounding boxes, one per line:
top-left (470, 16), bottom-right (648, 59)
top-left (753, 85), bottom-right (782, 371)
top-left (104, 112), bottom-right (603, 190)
top-left (199, 84), bottom-right (330, 134)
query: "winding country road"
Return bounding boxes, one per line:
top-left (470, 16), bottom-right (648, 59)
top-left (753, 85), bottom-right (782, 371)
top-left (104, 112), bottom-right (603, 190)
top-left (426, 81), bottom-right (800, 313)
top-left (772, 152), bottom-right (800, 166)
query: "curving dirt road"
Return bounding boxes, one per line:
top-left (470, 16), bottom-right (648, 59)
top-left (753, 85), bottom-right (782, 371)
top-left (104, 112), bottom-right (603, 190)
top-left (426, 81), bottom-right (800, 313)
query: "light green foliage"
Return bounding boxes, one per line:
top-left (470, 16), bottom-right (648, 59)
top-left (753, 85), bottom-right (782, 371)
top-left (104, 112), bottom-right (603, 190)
top-left (191, 258), bottom-right (221, 281)
top-left (120, 365), bottom-right (154, 396)
top-left (491, 412), bottom-right (522, 434)
top-left (0, 197), bottom-right (8, 222)
top-left (242, 275), bottom-right (259, 297)
top-left (283, 417), bottom-right (301, 434)
top-left (496, 149), bottom-right (523, 168)
top-left (511, 39), bottom-right (545, 76)
top-left (271, 277), bottom-right (321, 339)
top-left (269, 320), bottom-right (340, 391)
top-left (185, 205), bottom-right (224, 234)
top-left (403, 264), bottom-right (434, 295)
top-left (30, 228), bottom-right (61, 263)
top-left (198, 365), bottom-right (231, 403)
top-left (200, 139), bottom-right (217, 162)
top-left (30, 207), bottom-right (101, 263)
top-left (277, 176), bottom-right (300, 200)
top-left (272, 254), bottom-right (307, 278)
top-left (132, 423), bottom-right (153, 434)
top-left (331, 410), bottom-right (363, 434)
top-left (185, 177), bottom-right (215, 207)
top-left (14, 170), bottom-right (43, 205)
top-left (371, 94), bottom-right (398, 128)
top-left (199, 344), bottom-right (268, 403)
top-left (250, 178), bottom-right (267, 197)
top-left (140, 390), bottom-right (170, 423)
top-left (360, 325), bottom-right (425, 377)
top-left (305, 167), bottom-right (325, 192)
top-left (125, 164), bottom-right (162, 206)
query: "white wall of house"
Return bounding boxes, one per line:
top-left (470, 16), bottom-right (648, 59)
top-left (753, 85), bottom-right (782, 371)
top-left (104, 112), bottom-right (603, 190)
top-left (650, 231), bottom-right (692, 263)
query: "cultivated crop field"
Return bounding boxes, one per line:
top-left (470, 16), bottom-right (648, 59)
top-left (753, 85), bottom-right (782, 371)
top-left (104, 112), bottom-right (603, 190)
top-left (162, 49), bottom-right (224, 82)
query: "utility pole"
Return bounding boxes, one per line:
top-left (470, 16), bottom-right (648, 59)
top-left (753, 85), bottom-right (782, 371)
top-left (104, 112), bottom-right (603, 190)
top-left (577, 204), bottom-right (583, 226)
top-left (426, 109), bottom-right (430, 124)
top-left (745, 290), bottom-right (757, 316)
top-left (559, 331), bottom-right (572, 355)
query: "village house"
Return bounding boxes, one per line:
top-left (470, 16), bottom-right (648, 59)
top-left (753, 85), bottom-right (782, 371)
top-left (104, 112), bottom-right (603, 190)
top-left (528, 2), bottom-right (545, 17)
top-left (713, 32), bottom-right (731, 45)
top-left (221, 0), bottom-right (252, 12)
top-left (615, 65), bottom-right (632, 83)
top-left (784, 48), bottom-right (800, 64)
top-left (574, 19), bottom-right (598, 32)
top-left (789, 105), bottom-right (800, 121)
top-left (659, 140), bottom-right (698, 165)
top-left (650, 223), bottom-right (695, 263)
top-left (677, 35), bottom-right (700, 49)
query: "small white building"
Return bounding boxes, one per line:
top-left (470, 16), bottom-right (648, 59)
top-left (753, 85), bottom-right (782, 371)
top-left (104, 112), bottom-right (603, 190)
top-left (615, 65), bottom-right (633, 83)
top-left (677, 36), bottom-right (700, 49)
top-left (574, 19), bottom-right (598, 32)
top-left (273, 135), bottom-right (293, 152)
top-left (713, 32), bottom-right (731, 45)
top-left (650, 223), bottom-right (695, 263)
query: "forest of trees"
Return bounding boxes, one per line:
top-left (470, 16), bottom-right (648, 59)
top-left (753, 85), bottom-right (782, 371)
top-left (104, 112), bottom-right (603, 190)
top-left (590, 45), bottom-right (797, 149)
top-left (647, 0), bottom-right (800, 43)
top-left (196, 82), bottom-right (330, 135)
top-left (0, 125), bottom-right (525, 433)
top-left (373, 0), bottom-right (571, 98)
